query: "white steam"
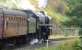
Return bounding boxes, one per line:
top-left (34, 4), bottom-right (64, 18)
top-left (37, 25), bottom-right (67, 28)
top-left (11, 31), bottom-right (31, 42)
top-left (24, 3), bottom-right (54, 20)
top-left (0, 0), bottom-right (48, 10)
top-left (38, 0), bottom-right (48, 9)
top-left (20, 0), bottom-right (35, 10)
top-left (19, 0), bottom-right (48, 10)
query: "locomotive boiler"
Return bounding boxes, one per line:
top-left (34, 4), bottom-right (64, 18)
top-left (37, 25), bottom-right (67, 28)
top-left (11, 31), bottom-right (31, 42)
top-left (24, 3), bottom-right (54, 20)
top-left (0, 7), bottom-right (52, 47)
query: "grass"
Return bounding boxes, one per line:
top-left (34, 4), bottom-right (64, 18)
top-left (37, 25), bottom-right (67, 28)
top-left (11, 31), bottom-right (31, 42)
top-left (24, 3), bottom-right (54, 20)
top-left (37, 38), bottom-right (82, 50)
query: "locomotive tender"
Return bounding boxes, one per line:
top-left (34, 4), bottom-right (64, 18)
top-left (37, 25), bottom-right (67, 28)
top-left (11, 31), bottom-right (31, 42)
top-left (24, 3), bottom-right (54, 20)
top-left (0, 8), bottom-right (52, 46)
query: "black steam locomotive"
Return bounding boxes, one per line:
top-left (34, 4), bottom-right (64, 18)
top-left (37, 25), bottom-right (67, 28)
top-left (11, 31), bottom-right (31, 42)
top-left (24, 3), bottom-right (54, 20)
top-left (0, 7), bottom-right (52, 47)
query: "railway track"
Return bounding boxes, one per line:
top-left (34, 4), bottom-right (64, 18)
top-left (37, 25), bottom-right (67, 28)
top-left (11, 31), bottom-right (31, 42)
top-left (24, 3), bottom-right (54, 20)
top-left (1, 40), bottom-right (65, 50)
top-left (1, 37), bottom-right (78, 50)
top-left (13, 41), bottom-right (62, 50)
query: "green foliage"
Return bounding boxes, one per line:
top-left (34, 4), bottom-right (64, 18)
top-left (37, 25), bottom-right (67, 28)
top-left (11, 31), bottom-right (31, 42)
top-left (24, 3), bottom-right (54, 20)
top-left (45, 1), bottom-right (68, 24)
top-left (62, 0), bottom-right (82, 35)
top-left (0, 0), bottom-right (20, 9)
top-left (37, 39), bottom-right (82, 50)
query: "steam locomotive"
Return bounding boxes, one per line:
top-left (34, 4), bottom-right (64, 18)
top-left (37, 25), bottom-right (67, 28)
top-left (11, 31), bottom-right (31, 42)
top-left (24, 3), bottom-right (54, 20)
top-left (0, 7), bottom-right (52, 47)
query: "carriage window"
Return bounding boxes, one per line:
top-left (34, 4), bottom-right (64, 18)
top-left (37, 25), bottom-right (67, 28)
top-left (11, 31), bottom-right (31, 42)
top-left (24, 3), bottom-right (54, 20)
top-left (28, 16), bottom-right (36, 33)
